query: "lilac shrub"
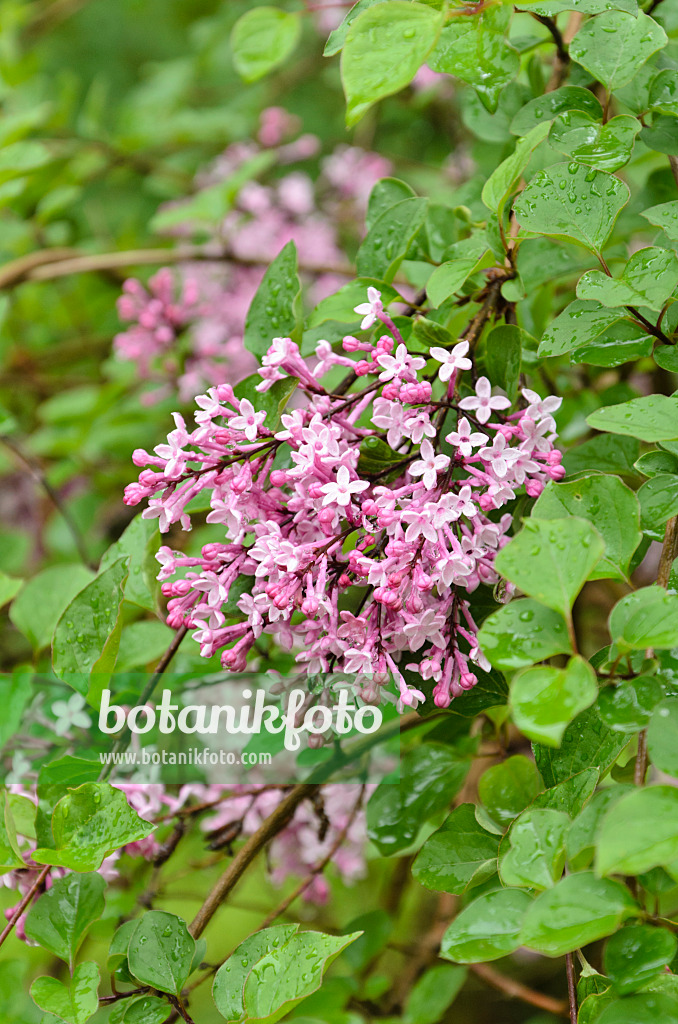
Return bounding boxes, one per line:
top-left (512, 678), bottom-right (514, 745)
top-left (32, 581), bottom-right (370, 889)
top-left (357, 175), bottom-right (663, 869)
top-left (125, 286), bottom-right (564, 713)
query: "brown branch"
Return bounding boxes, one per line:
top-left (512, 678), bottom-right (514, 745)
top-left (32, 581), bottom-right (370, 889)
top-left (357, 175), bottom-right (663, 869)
top-left (0, 864), bottom-right (51, 950)
top-left (472, 962), bottom-right (569, 1018)
top-left (565, 952), bottom-right (578, 1023)
top-left (546, 13), bottom-right (582, 92)
top-left (189, 782), bottom-right (319, 939)
top-left (257, 786), bottom-right (366, 930)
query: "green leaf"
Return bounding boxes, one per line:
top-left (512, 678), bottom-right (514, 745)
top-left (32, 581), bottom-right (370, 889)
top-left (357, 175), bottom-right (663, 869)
top-left (577, 248), bottom-right (678, 314)
top-left (570, 12), bottom-right (667, 92)
top-left (440, 889), bottom-right (532, 964)
top-left (403, 965), bottom-right (467, 1024)
top-left (307, 279), bottom-right (401, 327)
top-left (356, 197), bottom-right (428, 282)
top-left (520, 873), bottom-right (638, 957)
top-left (112, 996), bottom-right (171, 1024)
top-left (128, 911), bottom-right (195, 995)
top-left (366, 176), bottom-right (417, 231)
top-left (242, 930), bottom-right (361, 1024)
top-left (0, 668), bottom-right (33, 751)
top-left (534, 704), bottom-right (628, 787)
top-left (513, 163), bottom-right (629, 254)
top-left (641, 200), bottom-right (678, 242)
top-left (655, 346), bottom-right (678, 372)
top-left (587, 395), bottom-right (678, 442)
top-left (605, 924), bottom-right (677, 994)
top-left (531, 767), bottom-right (599, 817)
top-left (230, 7), bottom-right (301, 83)
top-left (539, 300), bottom-right (627, 359)
top-left (358, 436), bottom-right (406, 476)
top-left (598, 993), bottom-right (678, 1023)
top-left (213, 924), bottom-right (299, 1022)
top-left (33, 783), bottom-right (154, 872)
top-left (531, 474), bottom-right (642, 581)
top-left (0, 571), bottom-right (21, 608)
top-left (52, 558), bottom-right (129, 707)
top-left (499, 808), bottom-right (569, 889)
top-left (115, 620), bottom-right (174, 671)
top-left (638, 475), bottom-right (678, 534)
top-left (233, 375), bottom-right (299, 434)
top-left (510, 656), bottom-right (598, 747)
top-left (566, 785), bottom-right (632, 871)
top-left (650, 70), bottom-right (678, 117)
top-left (571, 319), bottom-right (653, 368)
top-left (484, 325), bottom-right (523, 400)
top-left (476, 598), bottom-right (572, 671)
top-left (108, 920), bottom-right (137, 973)
top-left (25, 873), bottom-right (105, 969)
top-left (425, 235), bottom-right (489, 306)
top-left (609, 586), bottom-right (678, 652)
top-left (549, 112), bottom-right (640, 172)
top-left (324, 0), bottom-right (384, 56)
top-left (562, 435), bottom-right (637, 479)
top-left (30, 962), bottom-right (99, 1024)
top-left (478, 754), bottom-right (542, 826)
top-left (99, 514), bottom-right (158, 612)
top-left (341, 1), bottom-right (444, 126)
top-left (510, 86), bottom-right (604, 135)
top-left (494, 516), bottom-right (605, 619)
top-left (428, 7), bottom-right (519, 113)
top-left (244, 242), bottom-right (302, 359)
top-left (0, 788), bottom-right (24, 871)
top-left (599, 677), bottom-right (665, 733)
top-left (648, 698), bottom-right (678, 776)
top-left (412, 804), bottom-right (500, 895)
top-left (367, 743), bottom-right (471, 854)
top-left (596, 786), bottom-right (678, 876)
top-left (640, 114), bottom-right (678, 156)
top-left (10, 564), bottom-right (95, 650)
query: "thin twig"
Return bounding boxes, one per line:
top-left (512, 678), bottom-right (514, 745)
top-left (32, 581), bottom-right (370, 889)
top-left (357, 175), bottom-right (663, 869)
top-left (0, 864), bottom-right (50, 950)
top-left (189, 783), bottom-right (319, 938)
top-left (257, 785), bottom-right (366, 930)
top-left (1, 434), bottom-right (95, 569)
top-left (565, 952), bottom-right (578, 1024)
top-left (533, 14), bottom-right (569, 64)
top-left (472, 962), bottom-right (569, 1018)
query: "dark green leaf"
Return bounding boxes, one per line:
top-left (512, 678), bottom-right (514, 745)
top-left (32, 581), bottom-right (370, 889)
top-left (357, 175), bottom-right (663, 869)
top-left (500, 808), bottom-right (569, 889)
top-left (412, 803), bottom-right (500, 895)
top-left (605, 924), bottom-right (677, 994)
top-left (356, 197), bottom-right (428, 282)
top-left (25, 873), bottom-right (105, 969)
top-left (428, 7), bottom-right (519, 113)
top-left (539, 301), bottom-right (627, 359)
top-left (570, 12), bottom-right (667, 92)
top-left (510, 87), bottom-right (604, 135)
top-left (128, 911), bottom-right (195, 995)
top-left (478, 755), bottom-right (542, 826)
top-left (243, 242), bottom-right (302, 358)
top-left (550, 112), bottom-right (640, 172)
top-left (577, 248), bottom-right (678, 313)
top-left (534, 704), bottom-right (628, 787)
top-left (30, 962), bottom-right (99, 1024)
top-left (599, 677), bottom-right (665, 733)
top-left (440, 889), bottom-right (532, 964)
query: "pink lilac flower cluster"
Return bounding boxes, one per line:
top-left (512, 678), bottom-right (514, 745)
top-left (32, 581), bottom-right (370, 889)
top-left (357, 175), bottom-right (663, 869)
top-left (114, 109), bottom-right (391, 402)
top-left (125, 285), bottom-right (565, 712)
top-left (2, 783), bottom-right (367, 939)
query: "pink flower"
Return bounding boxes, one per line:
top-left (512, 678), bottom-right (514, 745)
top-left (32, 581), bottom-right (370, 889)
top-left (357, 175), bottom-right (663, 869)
top-left (320, 465), bottom-right (369, 507)
top-left (354, 287), bottom-right (383, 330)
top-left (229, 399), bottom-right (267, 441)
top-left (409, 439), bottom-right (450, 489)
top-left (522, 387), bottom-right (562, 422)
top-left (376, 344), bottom-right (426, 383)
top-left (429, 341), bottom-right (472, 382)
top-left (459, 377), bottom-right (511, 425)
top-left (446, 417), bottom-right (488, 457)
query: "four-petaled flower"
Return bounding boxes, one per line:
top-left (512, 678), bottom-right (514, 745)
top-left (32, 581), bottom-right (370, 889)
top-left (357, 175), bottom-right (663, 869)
top-left (403, 609), bottom-right (447, 651)
top-left (320, 464), bottom-right (369, 507)
top-left (458, 376), bottom-right (511, 425)
top-left (409, 439), bottom-right (451, 489)
top-left (354, 286), bottom-right (384, 330)
top-left (479, 434), bottom-right (521, 479)
top-left (445, 416), bottom-right (488, 458)
top-left (429, 341), bottom-right (472, 382)
top-left (229, 398), bottom-right (267, 441)
top-left (521, 387), bottom-right (562, 423)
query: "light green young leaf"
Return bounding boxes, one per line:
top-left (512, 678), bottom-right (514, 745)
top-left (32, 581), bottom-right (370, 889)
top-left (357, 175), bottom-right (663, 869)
top-left (609, 586), bottom-right (678, 652)
top-left (484, 324), bottom-right (523, 399)
top-left (244, 241), bottom-right (302, 358)
top-left (440, 889), bottom-right (532, 964)
top-left (571, 319), bottom-right (653, 368)
top-left (647, 699), bottom-right (678, 777)
top-left (510, 656), bottom-right (598, 747)
top-left (549, 112), bottom-right (640, 172)
top-left (0, 787), bottom-right (24, 872)
top-left (499, 808), bottom-right (570, 889)
top-left (577, 248), bottom-right (678, 313)
top-left (596, 786), bottom-right (678, 876)
top-left (599, 676), bottom-right (665, 733)
top-left (494, 517), bottom-right (605, 619)
top-left (649, 70), bottom-right (678, 117)
top-left (356, 197), bottom-right (428, 282)
top-left (513, 163), bottom-right (630, 255)
top-left (638, 474), bottom-right (678, 534)
top-left (531, 474), bottom-right (642, 581)
top-left (476, 598), bottom-right (572, 671)
top-left (478, 755), bottom-right (542, 826)
top-left (366, 176), bottom-right (417, 231)
top-left (213, 924), bottom-right (300, 1022)
top-left (230, 7), bottom-right (301, 83)
top-left (520, 873), bottom-right (638, 957)
top-left (30, 962), bottom-right (99, 1024)
top-left (32, 783), bottom-right (154, 872)
top-left (52, 558), bottom-right (129, 707)
top-left (428, 6), bottom-right (519, 113)
top-left (341, 2), bottom-right (444, 126)
top-left (510, 86), bottom-right (604, 135)
top-left (538, 300), bottom-right (627, 358)
top-left (426, 234), bottom-right (489, 306)
top-left (307, 278), bottom-right (401, 327)
top-left (605, 923), bottom-right (677, 994)
top-left (641, 200), bottom-right (678, 241)
top-left (99, 514), bottom-right (158, 612)
top-left (25, 872), bottom-right (105, 969)
top-left (413, 804), bottom-right (500, 895)
top-left (570, 12), bottom-right (667, 92)
top-left (586, 395), bottom-right (678, 442)
top-left (128, 911), bottom-right (195, 995)
top-left (10, 564), bottom-right (95, 650)
top-left (403, 964), bottom-right (467, 1024)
